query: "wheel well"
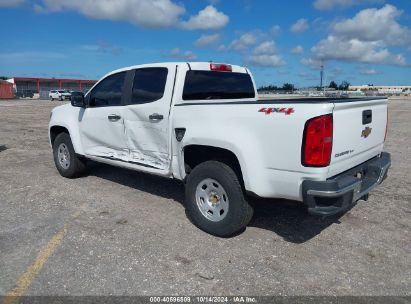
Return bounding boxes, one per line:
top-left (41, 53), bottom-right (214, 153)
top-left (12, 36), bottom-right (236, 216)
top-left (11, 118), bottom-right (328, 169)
top-left (183, 145), bottom-right (244, 184)
top-left (50, 126), bottom-right (69, 145)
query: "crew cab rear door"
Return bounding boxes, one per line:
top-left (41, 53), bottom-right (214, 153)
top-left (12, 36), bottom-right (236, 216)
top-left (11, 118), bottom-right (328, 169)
top-left (122, 65), bottom-right (176, 170)
top-left (329, 98), bottom-right (388, 177)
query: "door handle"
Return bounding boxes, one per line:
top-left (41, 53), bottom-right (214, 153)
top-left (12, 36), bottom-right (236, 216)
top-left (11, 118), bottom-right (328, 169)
top-left (108, 114), bottom-right (121, 122)
top-left (149, 113), bottom-right (164, 121)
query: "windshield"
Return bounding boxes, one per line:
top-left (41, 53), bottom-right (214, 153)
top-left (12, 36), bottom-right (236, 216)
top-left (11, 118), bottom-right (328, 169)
top-left (183, 71), bottom-right (255, 100)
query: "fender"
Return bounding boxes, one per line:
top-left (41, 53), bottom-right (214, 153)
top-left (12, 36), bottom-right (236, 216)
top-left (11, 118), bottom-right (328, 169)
top-left (49, 104), bottom-right (85, 155)
top-left (176, 134), bottom-right (265, 192)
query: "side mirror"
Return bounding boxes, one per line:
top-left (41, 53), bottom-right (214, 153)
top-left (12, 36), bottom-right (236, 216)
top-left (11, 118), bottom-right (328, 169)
top-left (71, 93), bottom-right (86, 108)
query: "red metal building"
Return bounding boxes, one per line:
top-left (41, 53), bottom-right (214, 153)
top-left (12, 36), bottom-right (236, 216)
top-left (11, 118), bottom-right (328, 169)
top-left (0, 80), bottom-right (14, 99)
top-left (8, 77), bottom-right (97, 96)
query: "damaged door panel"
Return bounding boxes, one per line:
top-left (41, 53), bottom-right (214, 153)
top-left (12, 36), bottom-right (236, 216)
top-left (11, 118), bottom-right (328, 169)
top-left (123, 66), bottom-right (175, 170)
top-left (79, 71), bottom-right (129, 161)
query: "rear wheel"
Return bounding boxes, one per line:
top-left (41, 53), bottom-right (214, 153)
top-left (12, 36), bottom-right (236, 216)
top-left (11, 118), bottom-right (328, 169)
top-left (53, 133), bottom-right (86, 178)
top-left (185, 161), bottom-right (253, 237)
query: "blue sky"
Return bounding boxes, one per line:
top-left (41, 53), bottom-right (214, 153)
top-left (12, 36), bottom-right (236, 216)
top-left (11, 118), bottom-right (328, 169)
top-left (0, 0), bottom-right (410, 88)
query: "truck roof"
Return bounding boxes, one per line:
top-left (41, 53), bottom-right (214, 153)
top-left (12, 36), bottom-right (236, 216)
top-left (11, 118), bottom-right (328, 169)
top-left (104, 62), bottom-right (249, 79)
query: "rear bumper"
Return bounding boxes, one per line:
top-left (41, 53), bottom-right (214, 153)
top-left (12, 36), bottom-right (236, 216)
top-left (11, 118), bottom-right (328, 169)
top-left (302, 152), bottom-right (391, 216)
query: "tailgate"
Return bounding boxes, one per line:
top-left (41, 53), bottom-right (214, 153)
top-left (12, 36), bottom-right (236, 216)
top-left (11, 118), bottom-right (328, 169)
top-left (329, 98), bottom-right (388, 177)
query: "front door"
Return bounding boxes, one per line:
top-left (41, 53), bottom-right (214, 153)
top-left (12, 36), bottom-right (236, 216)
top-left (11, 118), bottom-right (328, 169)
top-left (123, 66), bottom-right (175, 170)
top-left (79, 71), bottom-right (129, 161)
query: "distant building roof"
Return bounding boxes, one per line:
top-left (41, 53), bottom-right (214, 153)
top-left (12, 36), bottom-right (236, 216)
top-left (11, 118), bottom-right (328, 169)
top-left (350, 85), bottom-right (411, 88)
top-left (8, 77), bottom-right (97, 83)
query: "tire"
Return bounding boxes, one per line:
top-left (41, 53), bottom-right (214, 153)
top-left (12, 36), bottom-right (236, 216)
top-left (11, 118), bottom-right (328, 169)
top-left (53, 132), bottom-right (86, 178)
top-left (185, 161), bottom-right (253, 237)
top-left (50, 96), bottom-right (54, 101)
top-left (59, 96), bottom-right (63, 101)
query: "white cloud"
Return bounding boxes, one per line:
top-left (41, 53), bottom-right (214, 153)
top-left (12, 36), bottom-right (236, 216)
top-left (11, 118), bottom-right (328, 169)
top-left (194, 33), bottom-right (220, 47)
top-left (270, 25), bottom-right (281, 36)
top-left (291, 45), bottom-right (304, 54)
top-left (290, 18), bottom-right (309, 33)
top-left (164, 48), bottom-right (197, 60)
top-left (81, 41), bottom-right (123, 55)
top-left (229, 32), bottom-right (258, 51)
top-left (0, 0), bottom-right (24, 7)
top-left (217, 44), bottom-right (227, 52)
top-left (360, 69), bottom-right (379, 75)
top-left (181, 5), bottom-right (229, 30)
top-left (313, 0), bottom-right (383, 10)
top-left (307, 5), bottom-right (409, 66)
top-left (247, 40), bottom-right (285, 67)
top-left (35, 1), bottom-right (229, 30)
top-left (183, 51), bottom-right (197, 60)
top-left (333, 4), bottom-right (411, 46)
top-left (224, 35), bottom-right (285, 67)
top-left (248, 54), bottom-right (285, 67)
top-left (37, 0), bottom-right (186, 28)
top-left (301, 57), bottom-right (323, 70)
top-left (253, 41), bottom-right (277, 55)
top-left (312, 35), bottom-right (406, 65)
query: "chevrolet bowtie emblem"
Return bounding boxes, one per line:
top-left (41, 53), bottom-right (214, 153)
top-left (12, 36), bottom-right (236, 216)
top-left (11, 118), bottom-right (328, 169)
top-left (361, 126), bottom-right (372, 138)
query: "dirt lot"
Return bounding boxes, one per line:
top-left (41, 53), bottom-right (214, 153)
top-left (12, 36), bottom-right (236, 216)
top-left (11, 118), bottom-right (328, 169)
top-left (0, 99), bottom-right (410, 297)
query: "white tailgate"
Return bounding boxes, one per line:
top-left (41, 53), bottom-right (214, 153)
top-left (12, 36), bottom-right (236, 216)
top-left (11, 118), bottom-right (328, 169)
top-left (329, 98), bottom-right (388, 177)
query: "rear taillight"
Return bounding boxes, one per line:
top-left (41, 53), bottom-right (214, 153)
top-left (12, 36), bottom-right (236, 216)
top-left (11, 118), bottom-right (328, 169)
top-left (302, 114), bottom-right (333, 167)
top-left (210, 63), bottom-right (232, 72)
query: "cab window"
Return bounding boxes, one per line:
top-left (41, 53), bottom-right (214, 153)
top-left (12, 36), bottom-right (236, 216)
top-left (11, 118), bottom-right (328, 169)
top-left (183, 71), bottom-right (255, 100)
top-left (130, 68), bottom-right (168, 105)
top-left (89, 72), bottom-right (126, 107)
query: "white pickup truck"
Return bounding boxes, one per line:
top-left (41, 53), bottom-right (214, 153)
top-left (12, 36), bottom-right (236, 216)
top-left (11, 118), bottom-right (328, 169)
top-left (49, 62), bottom-right (391, 236)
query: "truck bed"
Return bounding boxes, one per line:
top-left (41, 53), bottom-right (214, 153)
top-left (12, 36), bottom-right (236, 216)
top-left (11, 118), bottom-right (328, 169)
top-left (258, 97), bottom-right (387, 104)
top-left (177, 97), bottom-right (387, 106)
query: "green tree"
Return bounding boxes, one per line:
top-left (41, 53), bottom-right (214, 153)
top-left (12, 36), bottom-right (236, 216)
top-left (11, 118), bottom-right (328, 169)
top-left (257, 85), bottom-right (279, 92)
top-left (282, 83), bottom-right (295, 92)
top-left (329, 81), bottom-right (338, 90)
top-left (339, 81), bottom-right (350, 90)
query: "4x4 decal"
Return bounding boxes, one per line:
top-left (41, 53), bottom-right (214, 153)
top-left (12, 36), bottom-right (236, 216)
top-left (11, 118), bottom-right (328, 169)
top-left (259, 107), bottom-right (295, 115)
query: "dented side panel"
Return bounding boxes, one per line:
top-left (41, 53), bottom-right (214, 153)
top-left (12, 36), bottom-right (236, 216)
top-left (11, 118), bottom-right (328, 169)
top-left (79, 106), bottom-right (129, 161)
top-left (122, 65), bottom-right (177, 170)
top-left (123, 107), bottom-right (169, 169)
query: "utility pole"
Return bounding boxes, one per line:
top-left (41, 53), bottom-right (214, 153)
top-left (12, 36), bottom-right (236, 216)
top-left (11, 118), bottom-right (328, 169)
top-left (320, 63), bottom-right (324, 90)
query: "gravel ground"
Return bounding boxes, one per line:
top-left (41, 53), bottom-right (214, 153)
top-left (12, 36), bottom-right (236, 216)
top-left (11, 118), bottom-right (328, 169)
top-left (0, 99), bottom-right (409, 296)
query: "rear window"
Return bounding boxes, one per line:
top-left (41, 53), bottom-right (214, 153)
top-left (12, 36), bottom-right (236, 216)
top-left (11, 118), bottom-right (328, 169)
top-left (183, 71), bottom-right (255, 100)
top-left (131, 68), bottom-right (168, 105)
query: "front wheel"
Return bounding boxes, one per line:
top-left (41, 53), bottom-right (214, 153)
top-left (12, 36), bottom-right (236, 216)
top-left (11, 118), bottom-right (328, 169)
top-left (53, 133), bottom-right (86, 178)
top-left (185, 161), bottom-right (253, 237)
